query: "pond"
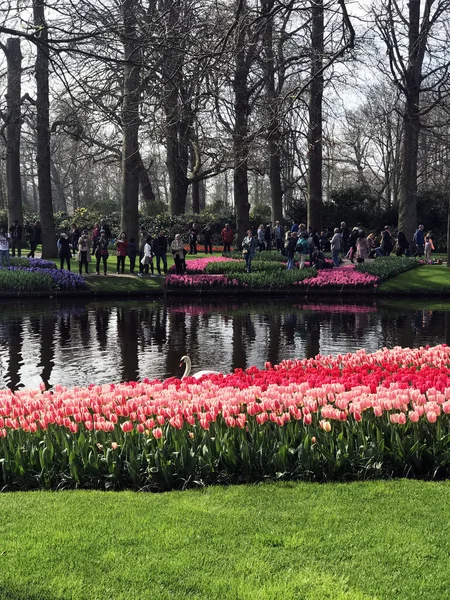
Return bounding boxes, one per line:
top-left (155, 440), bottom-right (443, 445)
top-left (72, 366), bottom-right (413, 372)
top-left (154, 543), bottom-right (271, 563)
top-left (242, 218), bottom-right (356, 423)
top-left (1, 297), bottom-right (450, 391)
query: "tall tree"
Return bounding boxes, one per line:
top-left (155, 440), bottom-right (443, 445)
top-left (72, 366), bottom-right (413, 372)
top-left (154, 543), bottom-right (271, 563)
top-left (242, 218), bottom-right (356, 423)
top-left (120, 0), bottom-right (141, 244)
top-left (375, 0), bottom-right (450, 242)
top-left (307, 0), bottom-right (324, 231)
top-left (1, 38), bottom-right (23, 229)
top-left (261, 0), bottom-right (283, 224)
top-left (33, 0), bottom-right (56, 258)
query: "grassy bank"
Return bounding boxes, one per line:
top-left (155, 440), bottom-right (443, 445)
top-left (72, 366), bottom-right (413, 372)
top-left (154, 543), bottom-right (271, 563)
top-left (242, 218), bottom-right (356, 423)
top-left (379, 265), bottom-right (450, 294)
top-left (0, 480), bottom-right (449, 600)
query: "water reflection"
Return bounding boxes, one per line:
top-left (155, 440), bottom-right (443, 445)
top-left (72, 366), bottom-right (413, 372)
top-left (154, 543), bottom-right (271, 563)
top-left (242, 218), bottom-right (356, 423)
top-left (1, 298), bottom-right (450, 391)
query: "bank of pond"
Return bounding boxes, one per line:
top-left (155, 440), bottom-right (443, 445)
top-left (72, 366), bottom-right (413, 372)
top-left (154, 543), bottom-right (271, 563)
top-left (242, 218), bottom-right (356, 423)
top-left (0, 252), bottom-right (447, 296)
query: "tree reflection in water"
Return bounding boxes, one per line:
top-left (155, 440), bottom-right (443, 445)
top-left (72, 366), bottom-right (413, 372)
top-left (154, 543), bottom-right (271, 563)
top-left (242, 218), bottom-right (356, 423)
top-left (0, 298), bottom-right (449, 390)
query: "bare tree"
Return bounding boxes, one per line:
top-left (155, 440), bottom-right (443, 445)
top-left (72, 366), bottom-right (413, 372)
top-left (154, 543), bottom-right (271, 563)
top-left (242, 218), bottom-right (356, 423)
top-left (375, 0), bottom-right (450, 242)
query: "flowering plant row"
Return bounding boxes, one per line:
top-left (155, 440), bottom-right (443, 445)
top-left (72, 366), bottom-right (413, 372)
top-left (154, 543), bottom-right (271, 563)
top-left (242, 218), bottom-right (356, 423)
top-left (168, 256), bottom-right (238, 274)
top-left (1, 258), bottom-right (86, 291)
top-left (296, 265), bottom-right (379, 288)
top-left (165, 274), bottom-right (239, 288)
top-left (1, 345), bottom-right (450, 490)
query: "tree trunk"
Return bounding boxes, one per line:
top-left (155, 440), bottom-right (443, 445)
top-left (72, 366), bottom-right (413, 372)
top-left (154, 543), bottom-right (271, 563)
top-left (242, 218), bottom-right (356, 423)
top-left (262, 0), bottom-right (283, 224)
top-left (307, 0), bottom-right (324, 231)
top-left (5, 38), bottom-right (23, 230)
top-left (120, 0), bottom-right (141, 244)
top-left (447, 198), bottom-right (450, 268)
top-left (33, 1), bottom-right (57, 258)
top-left (136, 151), bottom-right (155, 210)
top-left (397, 0), bottom-right (426, 243)
top-left (51, 157), bottom-right (67, 212)
top-left (233, 2), bottom-right (250, 247)
top-left (398, 96), bottom-right (419, 241)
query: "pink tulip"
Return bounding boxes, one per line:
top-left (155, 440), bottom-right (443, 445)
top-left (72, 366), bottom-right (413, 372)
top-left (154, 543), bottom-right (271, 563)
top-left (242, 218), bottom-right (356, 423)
top-left (426, 411), bottom-right (437, 423)
top-left (152, 427), bottom-right (163, 439)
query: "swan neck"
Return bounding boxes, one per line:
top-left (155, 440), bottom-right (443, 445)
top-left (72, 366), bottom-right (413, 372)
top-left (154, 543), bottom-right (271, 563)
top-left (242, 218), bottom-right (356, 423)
top-left (183, 356), bottom-right (191, 378)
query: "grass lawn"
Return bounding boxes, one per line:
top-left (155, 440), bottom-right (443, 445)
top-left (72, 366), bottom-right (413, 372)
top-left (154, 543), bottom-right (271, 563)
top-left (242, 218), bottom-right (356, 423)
top-left (0, 480), bottom-right (449, 600)
top-left (379, 265), bottom-right (450, 294)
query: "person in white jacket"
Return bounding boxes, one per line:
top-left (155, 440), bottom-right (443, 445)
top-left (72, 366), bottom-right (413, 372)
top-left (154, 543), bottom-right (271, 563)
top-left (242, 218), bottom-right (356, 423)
top-left (138, 236), bottom-right (154, 276)
top-left (331, 228), bottom-right (341, 267)
top-left (0, 228), bottom-right (11, 267)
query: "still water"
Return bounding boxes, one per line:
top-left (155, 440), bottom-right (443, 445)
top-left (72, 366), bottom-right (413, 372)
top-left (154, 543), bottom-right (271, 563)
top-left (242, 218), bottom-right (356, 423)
top-left (1, 298), bottom-right (450, 391)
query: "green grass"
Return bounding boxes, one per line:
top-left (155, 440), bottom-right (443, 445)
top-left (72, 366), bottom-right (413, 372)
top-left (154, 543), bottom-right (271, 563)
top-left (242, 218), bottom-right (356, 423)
top-left (0, 480), bottom-right (449, 599)
top-left (379, 265), bottom-right (450, 293)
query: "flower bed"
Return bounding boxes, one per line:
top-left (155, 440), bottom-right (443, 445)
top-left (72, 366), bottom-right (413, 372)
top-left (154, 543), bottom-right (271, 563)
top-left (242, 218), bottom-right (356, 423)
top-left (296, 265), bottom-right (379, 288)
top-left (1, 259), bottom-right (86, 291)
top-left (169, 256), bottom-right (238, 274)
top-left (165, 274), bottom-right (239, 288)
top-left (1, 345), bottom-right (450, 490)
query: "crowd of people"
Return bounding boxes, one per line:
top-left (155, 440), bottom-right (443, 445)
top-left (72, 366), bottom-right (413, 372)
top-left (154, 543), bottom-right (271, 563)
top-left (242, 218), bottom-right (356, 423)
top-left (0, 217), bottom-right (437, 276)
top-left (238, 221), bottom-right (436, 273)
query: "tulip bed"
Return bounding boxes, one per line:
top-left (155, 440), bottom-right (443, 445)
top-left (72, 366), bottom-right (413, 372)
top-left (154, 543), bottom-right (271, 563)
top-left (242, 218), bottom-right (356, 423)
top-left (2, 344), bottom-right (450, 490)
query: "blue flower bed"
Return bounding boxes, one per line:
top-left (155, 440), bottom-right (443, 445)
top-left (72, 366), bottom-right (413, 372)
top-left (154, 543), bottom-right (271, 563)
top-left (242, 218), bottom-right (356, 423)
top-left (29, 258), bottom-right (58, 269)
top-left (1, 259), bottom-right (86, 291)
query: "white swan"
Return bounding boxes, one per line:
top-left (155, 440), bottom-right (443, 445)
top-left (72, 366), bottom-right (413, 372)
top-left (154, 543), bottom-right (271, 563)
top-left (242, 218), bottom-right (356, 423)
top-left (180, 355), bottom-right (222, 379)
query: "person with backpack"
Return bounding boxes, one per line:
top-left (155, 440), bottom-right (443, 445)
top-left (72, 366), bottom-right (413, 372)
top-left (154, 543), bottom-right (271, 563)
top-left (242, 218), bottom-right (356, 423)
top-left (296, 232), bottom-right (310, 269)
top-left (285, 231), bottom-right (297, 270)
top-left (380, 226), bottom-right (393, 256)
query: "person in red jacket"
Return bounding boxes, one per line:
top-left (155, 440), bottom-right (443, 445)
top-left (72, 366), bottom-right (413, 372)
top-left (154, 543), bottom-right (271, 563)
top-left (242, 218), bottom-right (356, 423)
top-left (221, 223), bottom-right (234, 253)
top-left (116, 232), bottom-right (128, 274)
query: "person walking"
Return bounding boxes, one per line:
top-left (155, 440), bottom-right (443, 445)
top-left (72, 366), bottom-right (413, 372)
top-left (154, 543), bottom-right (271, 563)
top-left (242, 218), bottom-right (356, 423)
top-left (154, 231), bottom-right (168, 274)
top-left (139, 236), bottom-right (154, 276)
top-left (171, 234), bottom-right (186, 274)
top-left (380, 226), bottom-right (393, 256)
top-left (331, 228), bottom-right (341, 267)
top-left (395, 231), bottom-right (409, 257)
top-left (242, 229), bottom-right (258, 272)
top-left (70, 223), bottom-right (80, 257)
top-left (202, 225), bottom-right (213, 254)
top-left (127, 237), bottom-right (138, 274)
top-left (286, 231), bottom-right (298, 270)
top-left (0, 228), bottom-right (11, 267)
top-left (221, 223), bottom-right (234, 253)
top-left (273, 221), bottom-right (283, 251)
top-left (413, 224), bottom-right (425, 257)
top-left (296, 232), bottom-right (310, 269)
top-left (264, 223), bottom-right (272, 251)
top-left (257, 225), bottom-right (265, 251)
top-left (138, 226), bottom-right (147, 275)
top-left (58, 233), bottom-right (72, 270)
top-left (116, 232), bottom-right (128, 274)
top-left (189, 223), bottom-right (198, 254)
top-left (77, 231), bottom-right (91, 275)
top-left (95, 230), bottom-right (109, 275)
top-left (27, 222), bottom-right (41, 258)
top-left (9, 220), bottom-right (22, 257)
top-left (340, 222), bottom-right (349, 255)
top-left (355, 230), bottom-right (369, 264)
